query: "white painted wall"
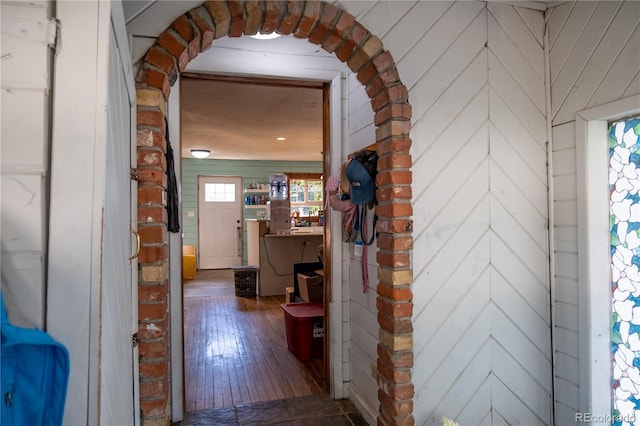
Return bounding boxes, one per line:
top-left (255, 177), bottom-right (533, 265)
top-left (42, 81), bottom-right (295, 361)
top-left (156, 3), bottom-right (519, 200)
top-left (0, 0), bottom-right (53, 329)
top-left (547, 1), bottom-right (640, 424)
top-left (345, 2), bottom-right (552, 424)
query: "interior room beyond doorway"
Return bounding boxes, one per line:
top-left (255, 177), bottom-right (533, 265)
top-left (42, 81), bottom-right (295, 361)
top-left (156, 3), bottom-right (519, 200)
top-left (182, 266), bottom-right (325, 411)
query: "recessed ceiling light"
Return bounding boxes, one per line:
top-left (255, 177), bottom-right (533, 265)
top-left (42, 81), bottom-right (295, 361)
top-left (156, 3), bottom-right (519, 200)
top-left (276, 137), bottom-right (286, 141)
top-left (251, 32), bottom-right (281, 40)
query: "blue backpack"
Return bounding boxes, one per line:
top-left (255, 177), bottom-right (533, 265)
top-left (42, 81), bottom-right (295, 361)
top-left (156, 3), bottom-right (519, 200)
top-left (1, 293), bottom-right (69, 425)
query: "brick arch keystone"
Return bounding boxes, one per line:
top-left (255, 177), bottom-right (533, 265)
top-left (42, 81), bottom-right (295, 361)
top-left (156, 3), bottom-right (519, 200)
top-left (134, 1), bottom-right (414, 425)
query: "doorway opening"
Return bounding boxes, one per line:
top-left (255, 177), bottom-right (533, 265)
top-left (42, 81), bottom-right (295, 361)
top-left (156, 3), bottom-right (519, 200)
top-left (179, 74), bottom-right (330, 411)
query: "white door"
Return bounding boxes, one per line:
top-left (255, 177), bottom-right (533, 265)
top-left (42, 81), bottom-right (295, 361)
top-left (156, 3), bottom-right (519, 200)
top-left (198, 176), bottom-right (243, 269)
top-left (101, 9), bottom-right (139, 425)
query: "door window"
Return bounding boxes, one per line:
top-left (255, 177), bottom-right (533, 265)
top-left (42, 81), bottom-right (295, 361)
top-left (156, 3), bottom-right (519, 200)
top-left (204, 183), bottom-right (236, 202)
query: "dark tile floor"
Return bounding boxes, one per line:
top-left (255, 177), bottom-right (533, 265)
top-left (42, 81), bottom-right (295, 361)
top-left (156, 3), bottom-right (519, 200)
top-left (179, 394), bottom-right (369, 425)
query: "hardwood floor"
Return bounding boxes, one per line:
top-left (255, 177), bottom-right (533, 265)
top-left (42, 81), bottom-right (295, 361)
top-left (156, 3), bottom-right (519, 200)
top-left (183, 269), bottom-right (325, 412)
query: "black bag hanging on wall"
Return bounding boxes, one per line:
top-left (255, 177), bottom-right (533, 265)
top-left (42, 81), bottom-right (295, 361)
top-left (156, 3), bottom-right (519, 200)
top-left (165, 117), bottom-right (180, 233)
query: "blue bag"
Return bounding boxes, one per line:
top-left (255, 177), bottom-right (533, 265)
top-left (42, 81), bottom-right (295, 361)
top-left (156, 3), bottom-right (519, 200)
top-left (1, 293), bottom-right (69, 425)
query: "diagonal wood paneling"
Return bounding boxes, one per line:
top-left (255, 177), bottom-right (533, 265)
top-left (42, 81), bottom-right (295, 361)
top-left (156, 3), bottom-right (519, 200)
top-left (550, 1), bottom-right (622, 123)
top-left (412, 3), bottom-right (550, 424)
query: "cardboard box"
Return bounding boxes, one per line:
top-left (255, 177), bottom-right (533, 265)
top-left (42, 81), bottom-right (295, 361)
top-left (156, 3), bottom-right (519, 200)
top-left (285, 287), bottom-right (295, 304)
top-left (297, 272), bottom-right (323, 302)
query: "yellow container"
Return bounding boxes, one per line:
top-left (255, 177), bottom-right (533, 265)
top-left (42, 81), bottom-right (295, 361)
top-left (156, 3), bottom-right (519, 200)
top-left (183, 245), bottom-right (197, 280)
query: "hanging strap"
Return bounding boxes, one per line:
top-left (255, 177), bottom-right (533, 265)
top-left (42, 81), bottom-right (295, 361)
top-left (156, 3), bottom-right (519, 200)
top-left (359, 204), bottom-right (376, 246)
top-left (164, 117), bottom-right (180, 233)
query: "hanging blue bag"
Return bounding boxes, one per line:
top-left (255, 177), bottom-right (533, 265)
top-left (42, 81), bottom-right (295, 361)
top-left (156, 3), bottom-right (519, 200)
top-left (1, 292), bottom-right (69, 425)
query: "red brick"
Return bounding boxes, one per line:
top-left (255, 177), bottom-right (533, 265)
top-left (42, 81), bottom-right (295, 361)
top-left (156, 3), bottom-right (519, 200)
top-left (244, 0), bottom-right (264, 35)
top-left (376, 283), bottom-right (412, 301)
top-left (137, 149), bottom-right (166, 168)
top-left (376, 297), bottom-right (413, 318)
top-left (140, 359), bottom-right (168, 379)
top-left (171, 15), bottom-right (194, 42)
top-left (157, 30), bottom-right (187, 62)
top-left (378, 377), bottom-right (414, 400)
top-left (377, 359), bottom-right (412, 384)
top-left (379, 389), bottom-right (413, 417)
top-left (138, 225), bottom-right (168, 244)
top-left (137, 168), bottom-right (167, 188)
top-left (294, 0), bottom-right (321, 38)
top-left (138, 320), bottom-right (167, 340)
top-left (334, 11), bottom-right (355, 37)
top-left (378, 313), bottom-right (413, 334)
top-left (366, 74), bottom-right (386, 99)
top-left (377, 251), bottom-right (410, 268)
top-left (376, 138), bottom-right (412, 156)
top-left (139, 340), bottom-right (164, 359)
top-left (376, 234), bottom-right (413, 251)
top-left (139, 244), bottom-right (169, 263)
top-left (227, 0), bottom-right (245, 37)
top-left (378, 343), bottom-right (413, 368)
top-left (376, 170), bottom-right (412, 186)
top-left (376, 203), bottom-right (413, 219)
top-left (372, 84), bottom-right (409, 112)
top-left (336, 22), bottom-right (368, 62)
top-left (138, 187), bottom-right (164, 206)
top-left (375, 104), bottom-right (412, 126)
top-left (139, 376), bottom-right (167, 399)
top-left (377, 153), bottom-right (412, 170)
top-left (376, 186), bottom-right (412, 203)
top-left (139, 283), bottom-right (168, 303)
top-left (136, 68), bottom-right (170, 99)
top-left (138, 206), bottom-right (168, 224)
top-left (144, 47), bottom-right (176, 76)
top-left (279, 1), bottom-right (304, 35)
top-left (137, 129), bottom-right (166, 152)
top-left (357, 61), bottom-right (377, 86)
top-left (262, 0), bottom-right (282, 34)
top-left (205, 1), bottom-right (231, 39)
top-left (321, 11), bottom-right (354, 53)
top-left (189, 7), bottom-right (216, 51)
top-left (308, 2), bottom-right (338, 44)
top-left (137, 109), bottom-right (165, 131)
top-left (139, 300), bottom-right (168, 321)
top-left (376, 218), bottom-right (413, 234)
top-left (140, 396), bottom-right (168, 417)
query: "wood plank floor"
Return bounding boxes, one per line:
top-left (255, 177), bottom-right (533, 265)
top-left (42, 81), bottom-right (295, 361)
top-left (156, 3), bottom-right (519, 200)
top-left (183, 269), bottom-right (325, 412)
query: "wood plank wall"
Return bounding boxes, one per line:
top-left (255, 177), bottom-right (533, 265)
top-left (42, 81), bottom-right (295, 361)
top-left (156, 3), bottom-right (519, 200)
top-left (548, 2), bottom-right (640, 424)
top-left (347, 2), bottom-right (552, 423)
top-left (0, 1), bottom-right (52, 329)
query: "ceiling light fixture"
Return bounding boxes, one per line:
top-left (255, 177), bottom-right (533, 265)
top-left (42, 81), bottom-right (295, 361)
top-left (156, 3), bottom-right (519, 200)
top-left (251, 32), bottom-right (281, 40)
top-left (190, 149), bottom-right (211, 159)
top-left (276, 137), bottom-right (286, 141)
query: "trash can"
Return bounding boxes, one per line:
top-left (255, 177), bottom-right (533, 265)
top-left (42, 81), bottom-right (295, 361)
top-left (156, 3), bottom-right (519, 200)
top-left (280, 302), bottom-right (324, 361)
top-left (232, 266), bottom-right (257, 297)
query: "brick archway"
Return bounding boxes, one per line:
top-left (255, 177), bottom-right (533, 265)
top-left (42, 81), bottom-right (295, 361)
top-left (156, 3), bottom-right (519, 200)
top-left (135, 2), bottom-right (413, 425)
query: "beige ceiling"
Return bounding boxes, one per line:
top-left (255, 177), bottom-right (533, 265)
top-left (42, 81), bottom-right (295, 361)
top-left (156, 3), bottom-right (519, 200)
top-left (180, 77), bottom-right (324, 162)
